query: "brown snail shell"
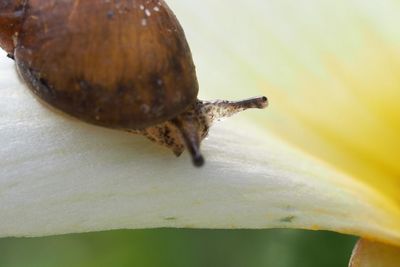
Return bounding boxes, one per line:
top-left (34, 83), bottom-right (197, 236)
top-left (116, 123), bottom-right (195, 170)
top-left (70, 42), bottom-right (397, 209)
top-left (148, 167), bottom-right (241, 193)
top-left (0, 0), bottom-right (25, 54)
top-left (13, 0), bottom-right (198, 129)
top-left (0, 0), bottom-right (268, 167)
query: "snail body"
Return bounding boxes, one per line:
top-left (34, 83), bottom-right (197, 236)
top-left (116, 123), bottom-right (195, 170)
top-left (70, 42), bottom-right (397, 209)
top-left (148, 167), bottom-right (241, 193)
top-left (0, 0), bottom-right (268, 167)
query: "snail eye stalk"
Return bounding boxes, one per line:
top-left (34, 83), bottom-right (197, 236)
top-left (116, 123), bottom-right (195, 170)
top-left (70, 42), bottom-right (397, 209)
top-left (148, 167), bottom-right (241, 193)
top-left (170, 96), bottom-right (268, 167)
top-left (172, 118), bottom-right (204, 167)
top-left (201, 96), bottom-right (269, 124)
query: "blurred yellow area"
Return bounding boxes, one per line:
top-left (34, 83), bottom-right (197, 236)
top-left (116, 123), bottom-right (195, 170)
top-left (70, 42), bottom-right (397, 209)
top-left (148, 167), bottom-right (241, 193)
top-left (170, 0), bottom-right (400, 225)
top-left (264, 13), bottom-right (400, 215)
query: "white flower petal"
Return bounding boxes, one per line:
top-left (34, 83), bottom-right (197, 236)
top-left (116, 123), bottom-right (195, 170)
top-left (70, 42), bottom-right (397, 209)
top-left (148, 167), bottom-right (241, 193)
top-left (0, 55), bottom-right (399, 243)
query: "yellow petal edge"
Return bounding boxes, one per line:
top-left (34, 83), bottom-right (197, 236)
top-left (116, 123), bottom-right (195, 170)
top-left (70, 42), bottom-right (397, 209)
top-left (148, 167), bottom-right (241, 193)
top-left (349, 239), bottom-right (400, 267)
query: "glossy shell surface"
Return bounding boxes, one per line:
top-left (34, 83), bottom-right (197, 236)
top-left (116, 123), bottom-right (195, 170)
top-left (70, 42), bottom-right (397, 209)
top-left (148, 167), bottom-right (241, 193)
top-left (15, 0), bottom-right (199, 129)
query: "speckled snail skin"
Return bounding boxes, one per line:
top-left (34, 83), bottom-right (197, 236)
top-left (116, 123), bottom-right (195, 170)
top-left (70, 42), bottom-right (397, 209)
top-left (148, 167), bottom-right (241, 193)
top-left (0, 0), bottom-right (268, 167)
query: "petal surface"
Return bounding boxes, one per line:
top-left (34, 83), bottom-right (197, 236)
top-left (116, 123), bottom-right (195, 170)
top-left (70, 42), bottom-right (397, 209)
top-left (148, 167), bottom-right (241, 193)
top-left (0, 54), bottom-right (399, 243)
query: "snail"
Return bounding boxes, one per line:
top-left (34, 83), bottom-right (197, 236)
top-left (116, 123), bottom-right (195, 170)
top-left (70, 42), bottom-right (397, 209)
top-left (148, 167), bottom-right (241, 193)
top-left (0, 0), bottom-right (268, 167)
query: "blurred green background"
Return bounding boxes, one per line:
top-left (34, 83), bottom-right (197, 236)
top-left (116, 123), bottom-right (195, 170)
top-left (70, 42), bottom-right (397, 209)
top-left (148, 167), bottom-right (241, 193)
top-left (0, 229), bottom-right (356, 267)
